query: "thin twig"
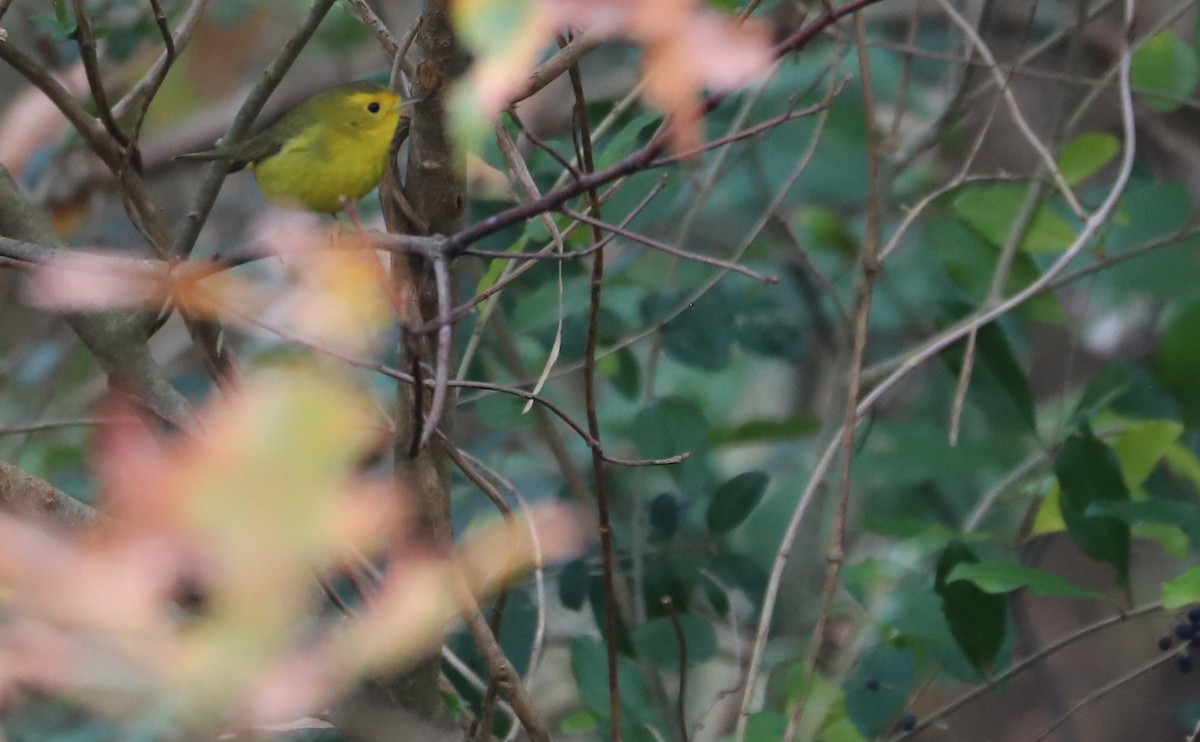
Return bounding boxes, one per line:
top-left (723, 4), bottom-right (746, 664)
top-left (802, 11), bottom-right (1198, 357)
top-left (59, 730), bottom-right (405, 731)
top-left (112, 0), bottom-right (208, 120)
top-left (416, 255), bottom-right (452, 449)
top-left (213, 301), bottom-right (686, 468)
top-left (0, 418), bottom-right (120, 436)
top-left (559, 208), bottom-right (779, 284)
top-left (928, 0), bottom-right (1085, 218)
top-left (662, 597), bottom-right (690, 742)
top-left (565, 43), bottom-right (622, 742)
top-left (341, 0), bottom-right (399, 58)
top-left (511, 31), bottom-right (601, 105)
top-left (780, 13), bottom-right (882, 742)
top-left (1029, 649), bottom-right (1175, 742)
top-left (417, 177), bottom-right (667, 331)
top-left (508, 108), bottom-right (581, 182)
top-left (69, 0), bottom-right (129, 149)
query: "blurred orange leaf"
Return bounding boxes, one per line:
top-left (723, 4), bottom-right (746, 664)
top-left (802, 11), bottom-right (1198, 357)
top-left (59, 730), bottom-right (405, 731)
top-left (453, 0), bottom-right (772, 150)
top-left (0, 366), bottom-right (580, 729)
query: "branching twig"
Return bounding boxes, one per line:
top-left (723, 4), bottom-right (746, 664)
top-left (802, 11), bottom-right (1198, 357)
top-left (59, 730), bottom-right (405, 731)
top-left (559, 208), bottom-right (779, 284)
top-left (662, 597), bottom-right (690, 742)
top-left (417, 255), bottom-right (453, 449)
top-left (565, 44), bottom-right (622, 742)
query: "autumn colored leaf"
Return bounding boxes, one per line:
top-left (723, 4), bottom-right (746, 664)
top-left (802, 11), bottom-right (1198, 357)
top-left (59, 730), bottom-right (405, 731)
top-left (453, 0), bottom-right (772, 151)
top-left (0, 367), bottom-right (579, 729)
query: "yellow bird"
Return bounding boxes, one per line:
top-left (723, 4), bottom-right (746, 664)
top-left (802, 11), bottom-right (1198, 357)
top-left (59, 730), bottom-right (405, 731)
top-left (178, 82), bottom-right (404, 214)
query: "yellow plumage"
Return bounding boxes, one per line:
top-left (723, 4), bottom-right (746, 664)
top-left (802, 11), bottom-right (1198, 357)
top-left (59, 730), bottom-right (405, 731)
top-left (178, 82), bottom-right (404, 214)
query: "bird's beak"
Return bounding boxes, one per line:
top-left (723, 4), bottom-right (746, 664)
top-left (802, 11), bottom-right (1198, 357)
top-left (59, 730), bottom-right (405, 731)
top-left (396, 96), bottom-right (425, 109)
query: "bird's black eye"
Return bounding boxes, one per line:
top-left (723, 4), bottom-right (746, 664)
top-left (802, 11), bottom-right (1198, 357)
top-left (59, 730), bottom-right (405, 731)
top-left (367, 101), bottom-right (381, 114)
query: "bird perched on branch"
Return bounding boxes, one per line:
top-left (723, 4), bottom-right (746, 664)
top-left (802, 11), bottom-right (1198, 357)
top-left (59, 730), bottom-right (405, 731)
top-left (177, 81), bottom-right (405, 214)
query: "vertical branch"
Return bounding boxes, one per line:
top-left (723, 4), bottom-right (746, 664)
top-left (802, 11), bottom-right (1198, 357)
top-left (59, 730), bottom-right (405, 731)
top-left (779, 12), bottom-right (881, 742)
top-left (564, 51), bottom-right (622, 742)
top-left (811, 3), bottom-right (882, 677)
top-left (379, 0), bottom-right (467, 726)
top-left (69, 0), bottom-right (129, 150)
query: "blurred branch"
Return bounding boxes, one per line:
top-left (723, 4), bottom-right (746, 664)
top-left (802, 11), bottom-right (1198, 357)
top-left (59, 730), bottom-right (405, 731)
top-left (510, 31), bottom-right (601, 105)
top-left (341, 0), bottom-right (399, 58)
top-left (783, 13), bottom-right (881, 742)
top-left (0, 418), bottom-right (119, 436)
top-left (0, 166), bottom-right (190, 427)
top-left (0, 461), bottom-right (97, 527)
top-left (113, 0), bottom-right (208, 119)
top-left (0, 37), bottom-right (172, 250)
top-left (564, 46), bottom-right (623, 742)
top-left (452, 574), bottom-right (551, 742)
top-left (69, 0), bottom-right (130, 150)
top-left (559, 207), bottom-right (780, 284)
top-left (119, 0), bottom-right (183, 170)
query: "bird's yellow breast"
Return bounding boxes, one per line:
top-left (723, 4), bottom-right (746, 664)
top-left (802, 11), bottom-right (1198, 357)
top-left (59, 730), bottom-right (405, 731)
top-left (250, 120), bottom-right (393, 214)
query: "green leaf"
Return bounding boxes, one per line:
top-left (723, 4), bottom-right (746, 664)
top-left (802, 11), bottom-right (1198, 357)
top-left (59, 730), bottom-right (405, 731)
top-left (632, 614), bottom-right (717, 669)
top-left (928, 218), bottom-right (1064, 322)
top-left (632, 396), bottom-right (709, 486)
top-left (608, 348), bottom-right (641, 400)
top-left (953, 184), bottom-right (1077, 253)
top-left (1058, 133), bottom-right (1120, 185)
top-left (641, 288), bottom-right (736, 370)
top-left (1054, 428), bottom-right (1132, 585)
top-left (946, 562), bottom-right (1103, 601)
top-left (1156, 302), bottom-right (1200, 427)
top-left (1164, 567), bottom-right (1200, 610)
top-left (741, 712), bottom-right (787, 742)
top-left (569, 637), bottom-right (664, 735)
top-left (706, 472), bottom-right (770, 534)
top-left (786, 671), bottom-right (860, 741)
top-left (844, 645), bottom-right (916, 737)
top-left (642, 554), bottom-right (695, 620)
top-left (861, 517), bottom-right (986, 551)
top-left (1131, 30), bottom-right (1200, 112)
top-left (800, 205), bottom-right (859, 257)
top-left (709, 414), bottom-right (821, 447)
top-left (559, 711), bottom-right (598, 734)
top-left (1112, 419), bottom-right (1183, 488)
top-left (1086, 499), bottom-right (1200, 549)
top-left (648, 493), bottom-right (681, 539)
top-left (941, 305), bottom-right (1037, 432)
top-left (558, 559), bottom-right (588, 611)
top-left (935, 541), bottom-right (1007, 674)
top-left (1071, 365), bottom-right (1132, 424)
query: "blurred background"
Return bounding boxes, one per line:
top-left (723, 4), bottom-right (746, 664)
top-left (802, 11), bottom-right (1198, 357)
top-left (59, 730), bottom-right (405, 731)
top-left (3, 0), bottom-right (1200, 740)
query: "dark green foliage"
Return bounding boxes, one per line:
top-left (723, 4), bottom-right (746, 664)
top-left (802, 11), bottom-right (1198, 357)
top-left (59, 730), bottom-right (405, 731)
top-left (1055, 428), bottom-right (1133, 586)
top-left (935, 541), bottom-right (1007, 675)
top-left (706, 471), bottom-right (770, 534)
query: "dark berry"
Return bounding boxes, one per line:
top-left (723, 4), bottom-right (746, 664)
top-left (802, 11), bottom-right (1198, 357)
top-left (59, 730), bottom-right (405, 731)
top-left (1160, 636), bottom-right (1175, 651)
top-left (865, 677), bottom-right (880, 691)
top-left (900, 712), bottom-right (917, 732)
top-left (1180, 651), bottom-right (1193, 674)
top-left (1176, 622), bottom-right (1195, 641)
top-left (1189, 606), bottom-right (1200, 624)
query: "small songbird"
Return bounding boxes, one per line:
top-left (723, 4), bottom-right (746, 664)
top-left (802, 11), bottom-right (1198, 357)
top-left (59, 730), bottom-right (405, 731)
top-left (177, 82), bottom-right (405, 214)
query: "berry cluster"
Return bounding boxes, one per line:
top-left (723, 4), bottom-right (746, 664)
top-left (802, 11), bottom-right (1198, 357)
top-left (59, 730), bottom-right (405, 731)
top-left (1156, 606), bottom-right (1200, 674)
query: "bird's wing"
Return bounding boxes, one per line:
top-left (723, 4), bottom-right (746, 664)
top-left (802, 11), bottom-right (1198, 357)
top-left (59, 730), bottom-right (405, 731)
top-left (174, 128), bottom-right (290, 172)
